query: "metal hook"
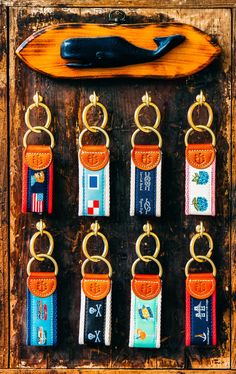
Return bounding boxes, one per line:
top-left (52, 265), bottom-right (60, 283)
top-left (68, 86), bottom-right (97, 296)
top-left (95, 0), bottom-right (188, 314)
top-left (89, 91), bottom-right (99, 107)
top-left (196, 90), bottom-right (206, 106)
top-left (196, 221), bottom-right (205, 238)
top-left (142, 91), bottom-right (151, 107)
top-left (33, 91), bottom-right (43, 108)
top-left (36, 219), bottom-right (46, 236)
top-left (91, 220), bottom-right (100, 236)
top-left (143, 221), bottom-right (152, 237)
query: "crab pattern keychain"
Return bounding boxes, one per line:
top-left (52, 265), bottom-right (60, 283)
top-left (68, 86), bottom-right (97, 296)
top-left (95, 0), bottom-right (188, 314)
top-left (22, 93), bottom-right (54, 214)
top-left (79, 222), bottom-right (112, 346)
top-left (78, 93), bottom-right (110, 216)
top-left (185, 222), bottom-right (217, 346)
top-left (130, 93), bottom-right (162, 217)
top-left (185, 91), bottom-right (216, 216)
top-left (26, 220), bottom-right (58, 346)
top-left (129, 222), bottom-right (163, 348)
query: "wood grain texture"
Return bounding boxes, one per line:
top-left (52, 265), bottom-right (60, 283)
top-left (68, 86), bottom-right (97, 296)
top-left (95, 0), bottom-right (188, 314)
top-left (0, 371), bottom-right (236, 374)
top-left (0, 5), bottom-right (9, 369)
top-left (9, 6), bottom-right (231, 371)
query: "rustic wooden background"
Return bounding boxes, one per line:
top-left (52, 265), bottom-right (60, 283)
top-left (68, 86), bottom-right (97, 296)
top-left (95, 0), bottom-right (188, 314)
top-left (0, 1), bottom-right (236, 373)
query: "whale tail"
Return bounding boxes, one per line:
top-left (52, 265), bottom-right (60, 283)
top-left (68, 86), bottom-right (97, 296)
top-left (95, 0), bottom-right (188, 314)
top-left (153, 34), bottom-right (185, 57)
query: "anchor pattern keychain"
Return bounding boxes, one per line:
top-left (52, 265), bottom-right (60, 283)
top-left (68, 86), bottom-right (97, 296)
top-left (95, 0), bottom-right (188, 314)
top-left (130, 93), bottom-right (162, 217)
top-left (185, 92), bottom-right (216, 216)
top-left (26, 220), bottom-right (58, 346)
top-left (129, 222), bottom-right (163, 348)
top-left (79, 222), bottom-right (112, 346)
top-left (22, 93), bottom-right (54, 214)
top-left (78, 93), bottom-right (110, 216)
top-left (185, 222), bottom-right (216, 346)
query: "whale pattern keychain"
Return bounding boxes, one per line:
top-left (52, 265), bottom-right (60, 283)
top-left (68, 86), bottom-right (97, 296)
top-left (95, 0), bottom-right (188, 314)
top-left (130, 93), bottom-right (162, 217)
top-left (26, 220), bottom-right (58, 346)
top-left (78, 93), bottom-right (110, 216)
top-left (79, 222), bottom-right (112, 346)
top-left (129, 222), bottom-right (163, 348)
top-left (22, 93), bottom-right (54, 214)
top-left (185, 92), bottom-right (216, 216)
top-left (185, 222), bottom-right (216, 346)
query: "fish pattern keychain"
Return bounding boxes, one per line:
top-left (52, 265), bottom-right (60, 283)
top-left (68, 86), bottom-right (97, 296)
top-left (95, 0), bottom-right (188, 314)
top-left (22, 93), bottom-right (54, 214)
top-left (185, 91), bottom-right (216, 216)
top-left (26, 220), bottom-right (58, 346)
top-left (130, 93), bottom-right (162, 217)
top-left (79, 222), bottom-right (112, 346)
top-left (78, 93), bottom-right (110, 216)
top-left (129, 222), bottom-right (163, 348)
top-left (185, 222), bottom-right (217, 346)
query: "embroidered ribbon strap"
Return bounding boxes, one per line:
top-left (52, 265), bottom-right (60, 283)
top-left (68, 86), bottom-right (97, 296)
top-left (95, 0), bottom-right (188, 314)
top-left (185, 273), bottom-right (216, 346)
top-left (129, 274), bottom-right (162, 348)
top-left (185, 143), bottom-right (216, 216)
top-left (79, 274), bottom-right (112, 346)
top-left (130, 145), bottom-right (162, 217)
top-left (22, 145), bottom-right (53, 214)
top-left (79, 145), bottom-right (110, 216)
top-left (27, 272), bottom-right (57, 346)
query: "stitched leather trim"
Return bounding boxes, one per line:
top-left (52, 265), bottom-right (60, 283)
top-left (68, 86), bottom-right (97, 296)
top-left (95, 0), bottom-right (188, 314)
top-left (132, 145), bottom-right (161, 170)
top-left (82, 274), bottom-right (111, 300)
top-left (186, 144), bottom-right (215, 169)
top-left (80, 145), bottom-right (109, 171)
top-left (132, 274), bottom-right (162, 300)
top-left (24, 145), bottom-right (53, 170)
top-left (186, 273), bottom-right (216, 299)
top-left (27, 272), bottom-right (57, 297)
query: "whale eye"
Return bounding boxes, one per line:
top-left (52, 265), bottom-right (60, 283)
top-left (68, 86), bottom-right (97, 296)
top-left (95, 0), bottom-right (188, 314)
top-left (96, 51), bottom-right (105, 60)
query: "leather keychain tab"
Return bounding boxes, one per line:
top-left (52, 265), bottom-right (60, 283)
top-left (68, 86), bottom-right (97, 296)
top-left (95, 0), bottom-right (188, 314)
top-left (185, 91), bottom-right (216, 216)
top-left (185, 222), bottom-right (217, 346)
top-left (130, 93), bottom-right (162, 217)
top-left (22, 93), bottom-right (54, 214)
top-left (78, 93), bottom-right (110, 216)
top-left (26, 220), bottom-right (58, 346)
top-left (129, 223), bottom-right (163, 348)
top-left (79, 222), bottom-right (112, 346)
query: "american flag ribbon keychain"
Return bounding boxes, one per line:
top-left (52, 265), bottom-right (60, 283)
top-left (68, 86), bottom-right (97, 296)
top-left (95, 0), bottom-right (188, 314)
top-left (78, 93), bottom-right (110, 216)
top-left (129, 222), bottom-right (163, 348)
top-left (130, 93), bottom-right (162, 217)
top-left (185, 222), bottom-right (217, 346)
top-left (185, 91), bottom-right (216, 216)
top-left (22, 93), bottom-right (54, 214)
top-left (26, 220), bottom-right (58, 346)
top-left (79, 222), bottom-right (112, 346)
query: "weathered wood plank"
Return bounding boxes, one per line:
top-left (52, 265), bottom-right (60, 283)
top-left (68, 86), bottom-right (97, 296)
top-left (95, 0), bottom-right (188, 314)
top-left (9, 6), bottom-right (231, 370)
top-left (1, 370), bottom-right (236, 374)
top-left (0, 5), bottom-right (9, 369)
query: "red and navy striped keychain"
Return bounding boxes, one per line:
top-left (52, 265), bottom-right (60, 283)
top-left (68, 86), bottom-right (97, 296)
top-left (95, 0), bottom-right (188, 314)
top-left (185, 222), bottom-right (216, 346)
top-left (22, 93), bottom-right (54, 214)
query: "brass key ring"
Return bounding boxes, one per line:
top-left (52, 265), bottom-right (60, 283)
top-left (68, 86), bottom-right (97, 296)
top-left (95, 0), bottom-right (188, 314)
top-left (27, 254), bottom-right (58, 276)
top-left (134, 92), bottom-right (161, 133)
top-left (30, 230), bottom-right (54, 262)
top-left (23, 126), bottom-right (55, 149)
top-left (184, 125), bottom-right (216, 147)
top-left (82, 222), bottom-right (108, 262)
top-left (190, 232), bottom-right (213, 263)
top-left (25, 92), bottom-right (52, 133)
top-left (79, 126), bottom-right (110, 148)
top-left (131, 255), bottom-right (163, 278)
top-left (131, 126), bottom-right (162, 148)
top-left (187, 91), bottom-right (213, 132)
top-left (82, 92), bottom-right (108, 133)
top-left (136, 223), bottom-right (160, 262)
top-left (185, 255), bottom-right (216, 277)
top-left (81, 255), bottom-right (112, 278)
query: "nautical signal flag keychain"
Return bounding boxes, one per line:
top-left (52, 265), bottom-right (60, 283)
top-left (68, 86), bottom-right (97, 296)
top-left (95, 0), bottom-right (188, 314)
top-left (185, 91), bottom-right (216, 216)
top-left (26, 220), bottom-right (58, 346)
top-left (185, 222), bottom-right (217, 346)
top-left (78, 93), bottom-right (110, 216)
top-left (130, 93), bottom-right (162, 217)
top-left (129, 222), bottom-right (163, 348)
top-left (79, 222), bottom-right (112, 346)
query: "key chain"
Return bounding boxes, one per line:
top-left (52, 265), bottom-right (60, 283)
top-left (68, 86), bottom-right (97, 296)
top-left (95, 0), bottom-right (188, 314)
top-left (79, 222), bottom-right (112, 346)
top-left (22, 93), bottom-right (54, 214)
top-left (26, 220), bottom-right (58, 346)
top-left (129, 222), bottom-right (163, 348)
top-left (130, 93), bottom-right (162, 216)
top-left (78, 93), bottom-right (110, 216)
top-left (185, 91), bottom-right (216, 215)
top-left (185, 222), bottom-right (216, 346)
